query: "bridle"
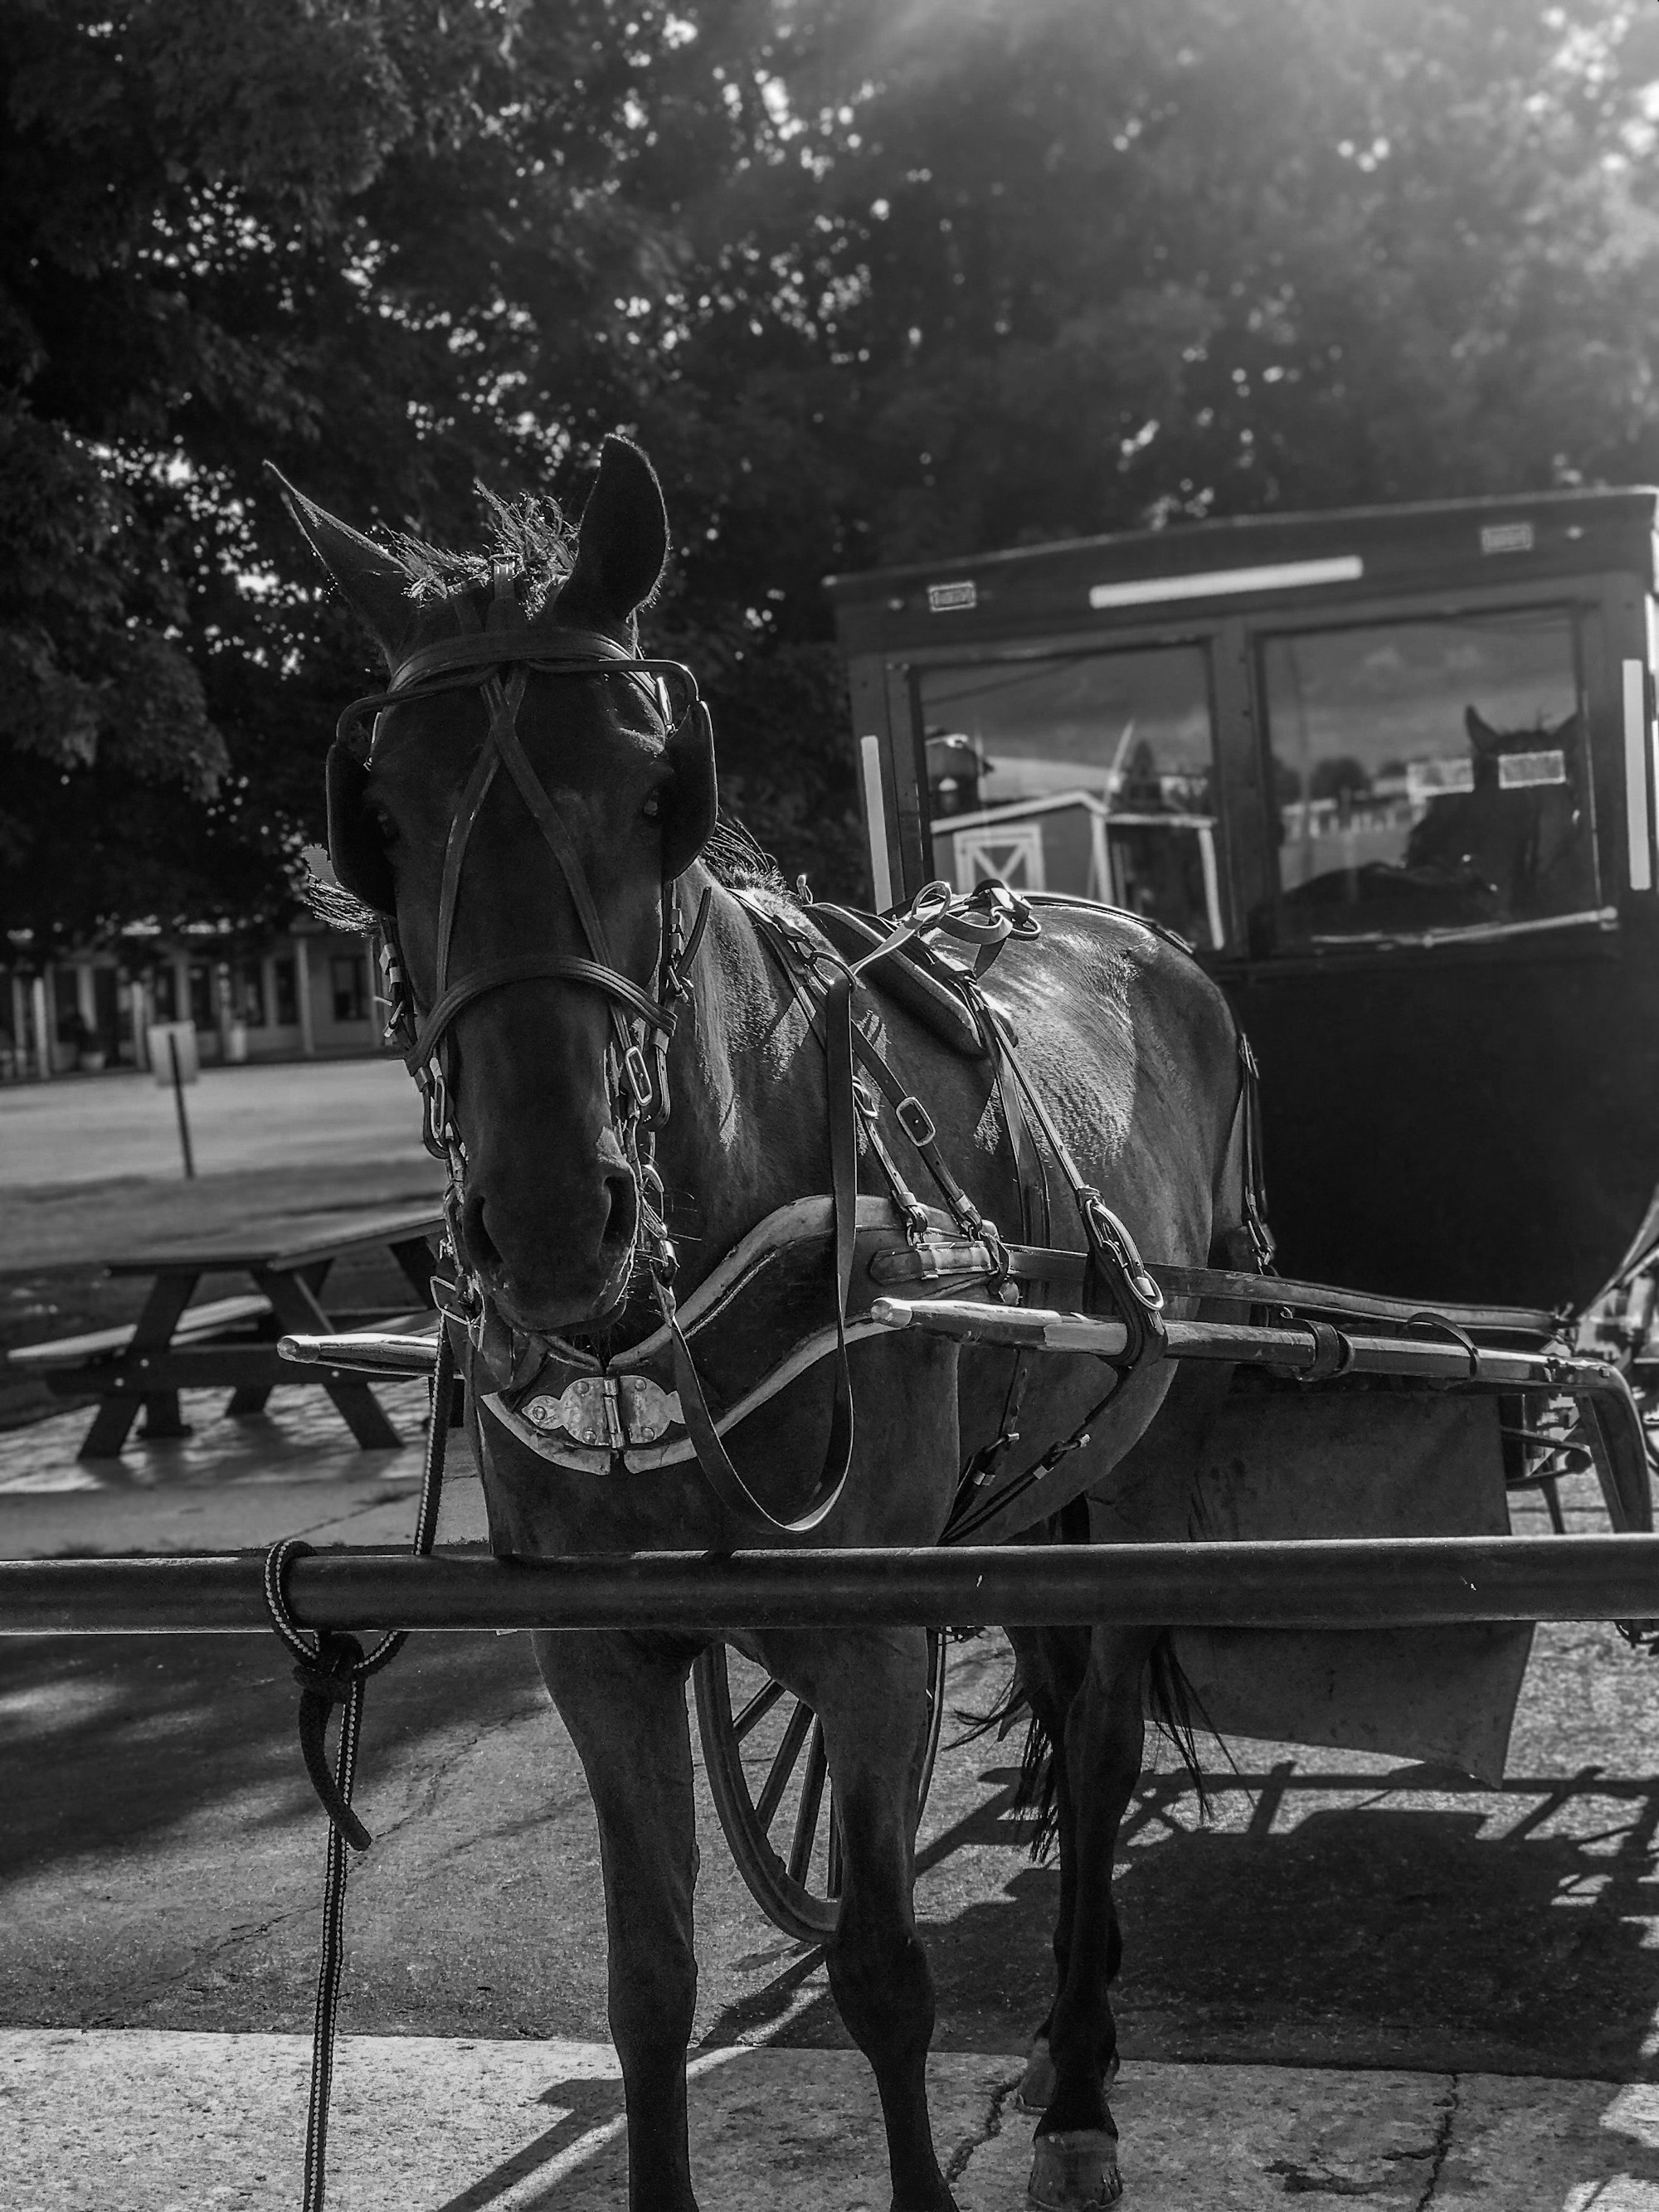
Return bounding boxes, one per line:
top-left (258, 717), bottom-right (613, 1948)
top-left (332, 562), bottom-right (712, 1344)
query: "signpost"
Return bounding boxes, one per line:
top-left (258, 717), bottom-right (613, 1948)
top-left (146, 1021), bottom-right (199, 1179)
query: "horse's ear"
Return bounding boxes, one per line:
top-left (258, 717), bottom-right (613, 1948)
top-left (1465, 706), bottom-right (1502, 756)
top-left (266, 463), bottom-right (414, 668)
top-left (326, 741), bottom-right (398, 912)
top-left (558, 436), bottom-right (669, 633)
top-left (661, 702), bottom-right (718, 878)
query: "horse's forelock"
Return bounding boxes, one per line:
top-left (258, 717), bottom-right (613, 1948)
top-left (384, 489), bottom-right (577, 618)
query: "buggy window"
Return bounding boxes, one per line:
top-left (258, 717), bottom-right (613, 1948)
top-left (917, 644), bottom-right (1223, 947)
top-left (1262, 610), bottom-right (1597, 945)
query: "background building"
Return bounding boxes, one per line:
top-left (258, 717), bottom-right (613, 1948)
top-left (0, 921), bottom-right (382, 1080)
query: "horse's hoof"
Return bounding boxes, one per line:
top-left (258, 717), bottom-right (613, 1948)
top-left (1015, 2040), bottom-right (1121, 2114)
top-left (1028, 2129), bottom-right (1122, 2211)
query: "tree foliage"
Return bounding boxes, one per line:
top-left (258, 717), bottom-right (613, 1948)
top-left (5, 0), bottom-right (1659, 950)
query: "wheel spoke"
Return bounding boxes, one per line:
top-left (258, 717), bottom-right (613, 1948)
top-left (787, 1721), bottom-right (828, 1888)
top-left (826, 1800), bottom-right (844, 1899)
top-left (732, 1676), bottom-right (786, 1742)
top-left (754, 1699), bottom-right (815, 1834)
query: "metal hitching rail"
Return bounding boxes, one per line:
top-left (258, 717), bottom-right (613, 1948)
top-left (6, 1535), bottom-right (1659, 1638)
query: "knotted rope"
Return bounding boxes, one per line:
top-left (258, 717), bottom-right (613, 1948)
top-left (263, 1325), bottom-right (456, 2211)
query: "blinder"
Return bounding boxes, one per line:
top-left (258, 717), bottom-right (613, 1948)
top-left (324, 740), bottom-right (397, 915)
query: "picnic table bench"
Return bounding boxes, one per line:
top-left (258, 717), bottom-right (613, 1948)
top-left (9, 1206), bottom-right (443, 1461)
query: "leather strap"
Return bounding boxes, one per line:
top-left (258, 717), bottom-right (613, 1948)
top-left (660, 969), bottom-right (861, 1536)
top-left (411, 952), bottom-right (672, 1069)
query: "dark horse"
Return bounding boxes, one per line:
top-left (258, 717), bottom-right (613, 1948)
top-left (1282, 706), bottom-right (1592, 936)
top-left (281, 437), bottom-right (1253, 2211)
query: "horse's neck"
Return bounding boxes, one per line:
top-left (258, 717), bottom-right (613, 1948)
top-left (654, 872), bottom-right (831, 1278)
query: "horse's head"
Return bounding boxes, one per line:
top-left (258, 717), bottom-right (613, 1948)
top-left (278, 438), bottom-right (717, 1337)
top-left (1404, 705), bottom-right (1588, 921)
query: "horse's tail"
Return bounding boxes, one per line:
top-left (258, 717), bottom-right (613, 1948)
top-left (1006, 1501), bottom-right (1217, 1858)
top-left (1008, 1631), bottom-right (1214, 1859)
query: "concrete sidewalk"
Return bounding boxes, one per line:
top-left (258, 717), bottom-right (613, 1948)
top-left (7, 2030), bottom-right (1659, 2210)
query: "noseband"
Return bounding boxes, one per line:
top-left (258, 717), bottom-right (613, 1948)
top-left (335, 564), bottom-right (711, 1339)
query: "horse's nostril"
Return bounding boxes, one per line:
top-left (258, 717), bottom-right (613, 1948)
top-left (603, 1172), bottom-right (638, 1249)
top-left (460, 1190), bottom-right (501, 1274)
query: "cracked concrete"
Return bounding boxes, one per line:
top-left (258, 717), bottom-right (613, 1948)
top-left (944, 2069), bottom-right (1024, 2190)
top-left (1413, 2075), bottom-right (1458, 2210)
top-left (12, 2036), bottom-right (1659, 2209)
top-left (953, 2063), bottom-right (1659, 2210)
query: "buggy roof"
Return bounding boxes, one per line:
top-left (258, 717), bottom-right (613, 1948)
top-left (826, 486), bottom-right (1659, 649)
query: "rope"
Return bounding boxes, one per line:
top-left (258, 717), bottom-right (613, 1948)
top-left (263, 1323), bottom-right (456, 2211)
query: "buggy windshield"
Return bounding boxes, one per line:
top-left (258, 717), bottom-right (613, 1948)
top-left (917, 644), bottom-right (1224, 948)
top-left (1262, 609), bottom-right (1600, 946)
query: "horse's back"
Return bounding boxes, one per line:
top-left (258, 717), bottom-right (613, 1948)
top-left (977, 897), bottom-right (1243, 1270)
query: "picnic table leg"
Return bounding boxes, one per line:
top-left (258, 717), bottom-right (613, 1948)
top-left (390, 1235), bottom-right (439, 1307)
top-left (226, 1311), bottom-right (283, 1420)
top-left (78, 1274), bottom-right (198, 1460)
top-left (255, 1267), bottom-right (404, 1451)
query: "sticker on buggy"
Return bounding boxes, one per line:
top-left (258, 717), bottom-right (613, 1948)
top-left (1497, 749), bottom-right (1568, 789)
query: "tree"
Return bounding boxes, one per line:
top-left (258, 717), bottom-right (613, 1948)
top-left (8, 0), bottom-right (1659, 942)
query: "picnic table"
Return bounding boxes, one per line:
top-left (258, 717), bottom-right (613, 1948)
top-left (10, 1206), bottom-right (443, 1461)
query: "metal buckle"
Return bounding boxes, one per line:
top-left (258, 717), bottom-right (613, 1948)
top-left (621, 1043), bottom-right (654, 1112)
top-left (895, 1096), bottom-right (937, 1148)
top-left (1082, 1194), bottom-right (1165, 1315)
top-left (852, 1075), bottom-right (880, 1123)
top-left (416, 1055), bottom-right (454, 1162)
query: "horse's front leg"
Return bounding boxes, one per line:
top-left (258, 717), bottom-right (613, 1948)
top-left (755, 1625), bottom-right (956, 2212)
top-left (1029, 1623), bottom-right (1155, 2212)
top-left (533, 1628), bottom-right (703, 2212)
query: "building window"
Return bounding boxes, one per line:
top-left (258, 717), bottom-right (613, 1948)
top-left (52, 966), bottom-right (82, 1043)
top-left (330, 954), bottom-right (367, 1023)
top-left (273, 956), bottom-right (298, 1028)
top-left (152, 965), bottom-right (178, 1022)
top-left (188, 963), bottom-right (216, 1030)
top-left (236, 959), bottom-right (266, 1027)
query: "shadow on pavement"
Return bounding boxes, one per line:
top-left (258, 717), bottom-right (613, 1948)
top-left (744, 1759), bottom-right (1659, 2080)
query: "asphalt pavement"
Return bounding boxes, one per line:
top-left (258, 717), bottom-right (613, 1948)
top-left (0, 1056), bottom-right (424, 1189)
top-left (7, 1384), bottom-right (1659, 2205)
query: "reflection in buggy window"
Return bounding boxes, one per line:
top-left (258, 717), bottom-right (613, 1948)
top-left (918, 645), bottom-right (1223, 947)
top-left (1262, 610), bottom-right (1597, 944)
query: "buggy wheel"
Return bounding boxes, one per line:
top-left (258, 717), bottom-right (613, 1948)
top-left (693, 1632), bottom-right (948, 1944)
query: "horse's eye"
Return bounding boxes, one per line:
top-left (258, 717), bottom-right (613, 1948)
top-left (642, 793), bottom-right (662, 823)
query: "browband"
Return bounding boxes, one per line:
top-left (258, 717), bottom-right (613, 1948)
top-left (335, 630), bottom-right (687, 754)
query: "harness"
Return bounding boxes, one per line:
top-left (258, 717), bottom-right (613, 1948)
top-left (332, 582), bottom-right (1256, 1542)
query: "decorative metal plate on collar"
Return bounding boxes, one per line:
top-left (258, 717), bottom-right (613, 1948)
top-left (520, 1373), bottom-right (682, 1450)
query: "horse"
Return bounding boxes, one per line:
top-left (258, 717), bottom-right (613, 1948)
top-left (278, 435), bottom-right (1256, 2212)
top-left (1280, 706), bottom-right (1591, 937)
top-left (1404, 705), bottom-right (1591, 920)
